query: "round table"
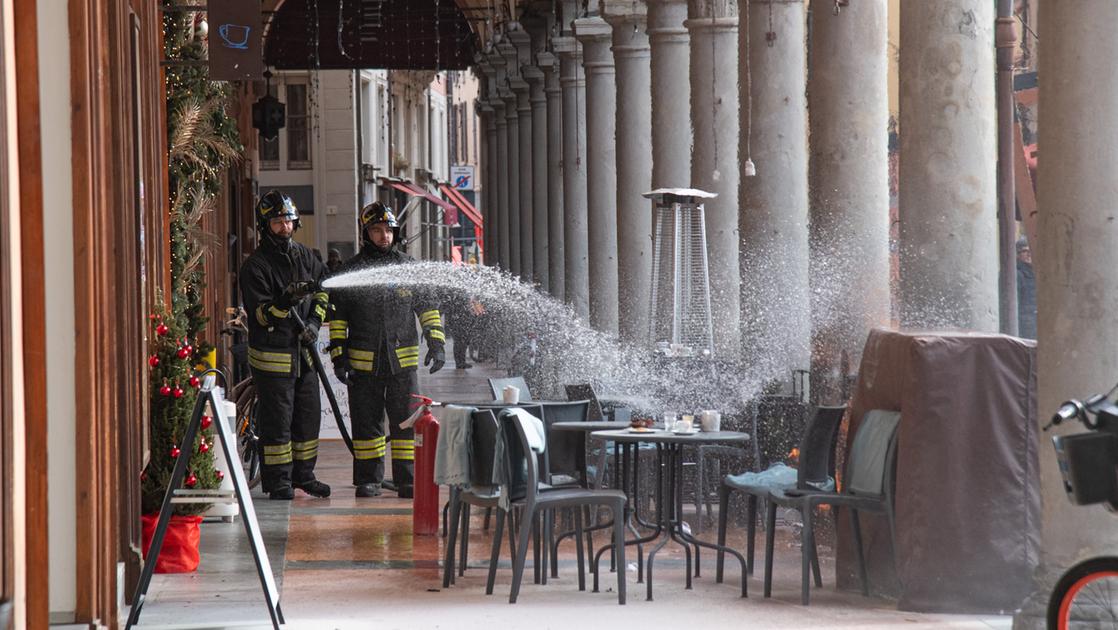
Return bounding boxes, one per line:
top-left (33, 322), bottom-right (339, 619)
top-left (589, 429), bottom-right (751, 601)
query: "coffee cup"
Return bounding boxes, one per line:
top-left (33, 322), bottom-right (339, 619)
top-left (674, 417), bottom-right (694, 433)
top-left (502, 385), bottom-right (520, 404)
top-left (700, 410), bottom-right (721, 432)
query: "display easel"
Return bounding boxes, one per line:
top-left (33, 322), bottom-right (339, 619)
top-left (126, 370), bottom-right (283, 629)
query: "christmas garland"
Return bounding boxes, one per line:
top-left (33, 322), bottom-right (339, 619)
top-left (141, 3), bottom-right (243, 516)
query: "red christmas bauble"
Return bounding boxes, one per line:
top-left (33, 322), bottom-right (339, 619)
top-left (140, 470), bottom-right (147, 482)
top-left (155, 323), bottom-right (169, 337)
top-left (185, 473), bottom-right (197, 488)
top-left (216, 470), bottom-right (224, 481)
top-left (176, 347), bottom-right (190, 360)
top-left (170, 445), bottom-right (181, 459)
top-left (148, 355), bottom-right (160, 368)
top-left (189, 375), bottom-right (200, 388)
top-left (198, 441), bottom-right (210, 454)
top-left (160, 384), bottom-right (172, 396)
top-left (172, 386), bottom-right (184, 399)
top-left (200, 415), bottom-right (213, 430)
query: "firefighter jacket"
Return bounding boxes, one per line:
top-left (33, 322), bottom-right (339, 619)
top-left (328, 245), bottom-right (445, 375)
top-left (239, 238), bottom-right (329, 378)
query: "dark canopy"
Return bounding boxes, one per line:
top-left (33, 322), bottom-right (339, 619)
top-left (265, 0), bottom-right (478, 70)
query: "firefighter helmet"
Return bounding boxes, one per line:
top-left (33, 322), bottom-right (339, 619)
top-left (256, 190), bottom-right (300, 234)
top-left (359, 202), bottom-right (399, 246)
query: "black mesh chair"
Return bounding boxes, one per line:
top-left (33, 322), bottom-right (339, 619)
top-left (716, 405), bottom-right (847, 580)
top-left (761, 409), bottom-right (901, 605)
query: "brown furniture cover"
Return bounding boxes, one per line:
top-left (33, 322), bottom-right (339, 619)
top-left (836, 328), bottom-right (1040, 613)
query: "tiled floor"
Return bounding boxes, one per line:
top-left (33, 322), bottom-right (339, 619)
top-left (132, 347), bottom-right (1013, 629)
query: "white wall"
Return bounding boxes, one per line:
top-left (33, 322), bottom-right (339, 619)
top-left (38, 0), bottom-right (77, 620)
top-left (313, 71), bottom-right (359, 255)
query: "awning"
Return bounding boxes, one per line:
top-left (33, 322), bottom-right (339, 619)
top-left (439, 184), bottom-right (484, 227)
top-left (386, 181), bottom-right (458, 219)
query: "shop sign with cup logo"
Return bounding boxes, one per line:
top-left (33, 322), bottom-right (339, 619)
top-left (208, 0), bottom-right (264, 81)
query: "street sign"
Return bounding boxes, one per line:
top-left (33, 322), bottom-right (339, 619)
top-left (208, 0), bottom-right (264, 81)
top-left (450, 165), bottom-right (475, 191)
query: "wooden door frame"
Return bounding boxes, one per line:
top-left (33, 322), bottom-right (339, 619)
top-left (0, 0), bottom-right (13, 614)
top-left (13, 0), bottom-right (48, 628)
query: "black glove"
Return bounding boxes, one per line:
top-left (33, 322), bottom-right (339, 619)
top-left (333, 354), bottom-right (353, 385)
top-left (300, 320), bottom-right (320, 346)
top-left (425, 345), bottom-right (446, 374)
top-left (279, 280), bottom-right (316, 309)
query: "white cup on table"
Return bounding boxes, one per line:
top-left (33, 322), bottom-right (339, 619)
top-left (700, 410), bottom-right (721, 432)
top-left (502, 385), bottom-right (520, 404)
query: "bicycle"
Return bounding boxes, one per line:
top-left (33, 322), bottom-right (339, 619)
top-left (1044, 382), bottom-right (1118, 628)
top-left (221, 306), bottom-right (263, 490)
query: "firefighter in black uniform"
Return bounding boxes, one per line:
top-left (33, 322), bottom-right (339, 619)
top-left (239, 190), bottom-right (332, 500)
top-left (329, 202), bottom-right (445, 498)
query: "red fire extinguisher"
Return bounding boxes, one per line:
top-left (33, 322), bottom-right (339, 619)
top-left (409, 394), bottom-right (440, 535)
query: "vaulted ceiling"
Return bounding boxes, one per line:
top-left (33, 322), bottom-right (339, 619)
top-left (263, 0), bottom-right (484, 70)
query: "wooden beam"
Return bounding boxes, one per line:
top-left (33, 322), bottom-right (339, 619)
top-left (13, 0), bottom-right (49, 627)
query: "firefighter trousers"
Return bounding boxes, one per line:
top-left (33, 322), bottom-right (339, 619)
top-left (253, 360), bottom-right (322, 493)
top-left (348, 369), bottom-right (418, 487)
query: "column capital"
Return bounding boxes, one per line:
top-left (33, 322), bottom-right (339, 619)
top-left (605, 10), bottom-right (651, 57)
top-left (602, 0), bottom-right (647, 22)
top-left (523, 65), bottom-right (547, 104)
top-left (537, 51), bottom-right (561, 93)
top-left (646, 0), bottom-right (690, 40)
top-left (687, 0), bottom-right (739, 19)
top-left (551, 35), bottom-right (582, 58)
top-left (683, 16), bottom-right (738, 33)
top-left (574, 16), bottom-right (615, 71)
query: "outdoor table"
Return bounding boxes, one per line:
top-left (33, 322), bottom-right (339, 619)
top-left (588, 429), bottom-right (750, 601)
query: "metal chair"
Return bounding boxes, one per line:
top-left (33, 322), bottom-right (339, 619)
top-left (716, 405), bottom-right (847, 577)
top-left (494, 409), bottom-right (628, 604)
top-left (762, 409), bottom-right (901, 605)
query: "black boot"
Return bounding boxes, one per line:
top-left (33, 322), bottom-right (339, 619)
top-left (269, 486), bottom-right (295, 500)
top-left (355, 483), bottom-right (382, 497)
top-left (397, 484), bottom-right (414, 499)
top-left (294, 479), bottom-right (331, 498)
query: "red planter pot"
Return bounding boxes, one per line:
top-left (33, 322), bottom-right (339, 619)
top-left (141, 513), bottom-right (203, 573)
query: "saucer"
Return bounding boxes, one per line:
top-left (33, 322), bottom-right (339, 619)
top-left (627, 427), bottom-right (654, 434)
top-left (672, 429), bottom-right (699, 435)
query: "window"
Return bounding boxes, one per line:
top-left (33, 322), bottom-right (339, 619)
top-left (286, 83), bottom-right (311, 169)
top-left (259, 83), bottom-right (279, 169)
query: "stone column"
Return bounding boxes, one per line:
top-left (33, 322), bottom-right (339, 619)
top-left (1036, 0), bottom-right (1118, 582)
top-left (514, 78), bottom-right (535, 283)
top-left (807, 0), bottom-right (890, 403)
top-left (539, 51), bottom-right (565, 302)
top-left (478, 100), bottom-right (497, 266)
top-left (602, 3), bottom-right (653, 346)
top-left (510, 28), bottom-right (535, 283)
top-left (493, 97), bottom-right (511, 271)
top-left (574, 16), bottom-right (619, 336)
top-left (739, 0), bottom-right (811, 382)
top-left (898, 2), bottom-right (998, 331)
top-left (647, 0), bottom-right (692, 188)
top-left (554, 35), bottom-right (590, 321)
top-left (687, 0), bottom-right (740, 359)
top-left (498, 39), bottom-right (523, 278)
top-left (489, 51), bottom-right (512, 271)
top-left (525, 65), bottom-right (550, 293)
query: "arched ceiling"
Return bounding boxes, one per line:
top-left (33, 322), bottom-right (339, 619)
top-left (263, 0), bottom-right (482, 70)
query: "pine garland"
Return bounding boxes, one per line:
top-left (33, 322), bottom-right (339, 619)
top-left (142, 2), bottom-right (242, 516)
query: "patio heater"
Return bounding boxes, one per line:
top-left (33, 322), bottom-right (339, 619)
top-left (644, 188), bottom-right (717, 357)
